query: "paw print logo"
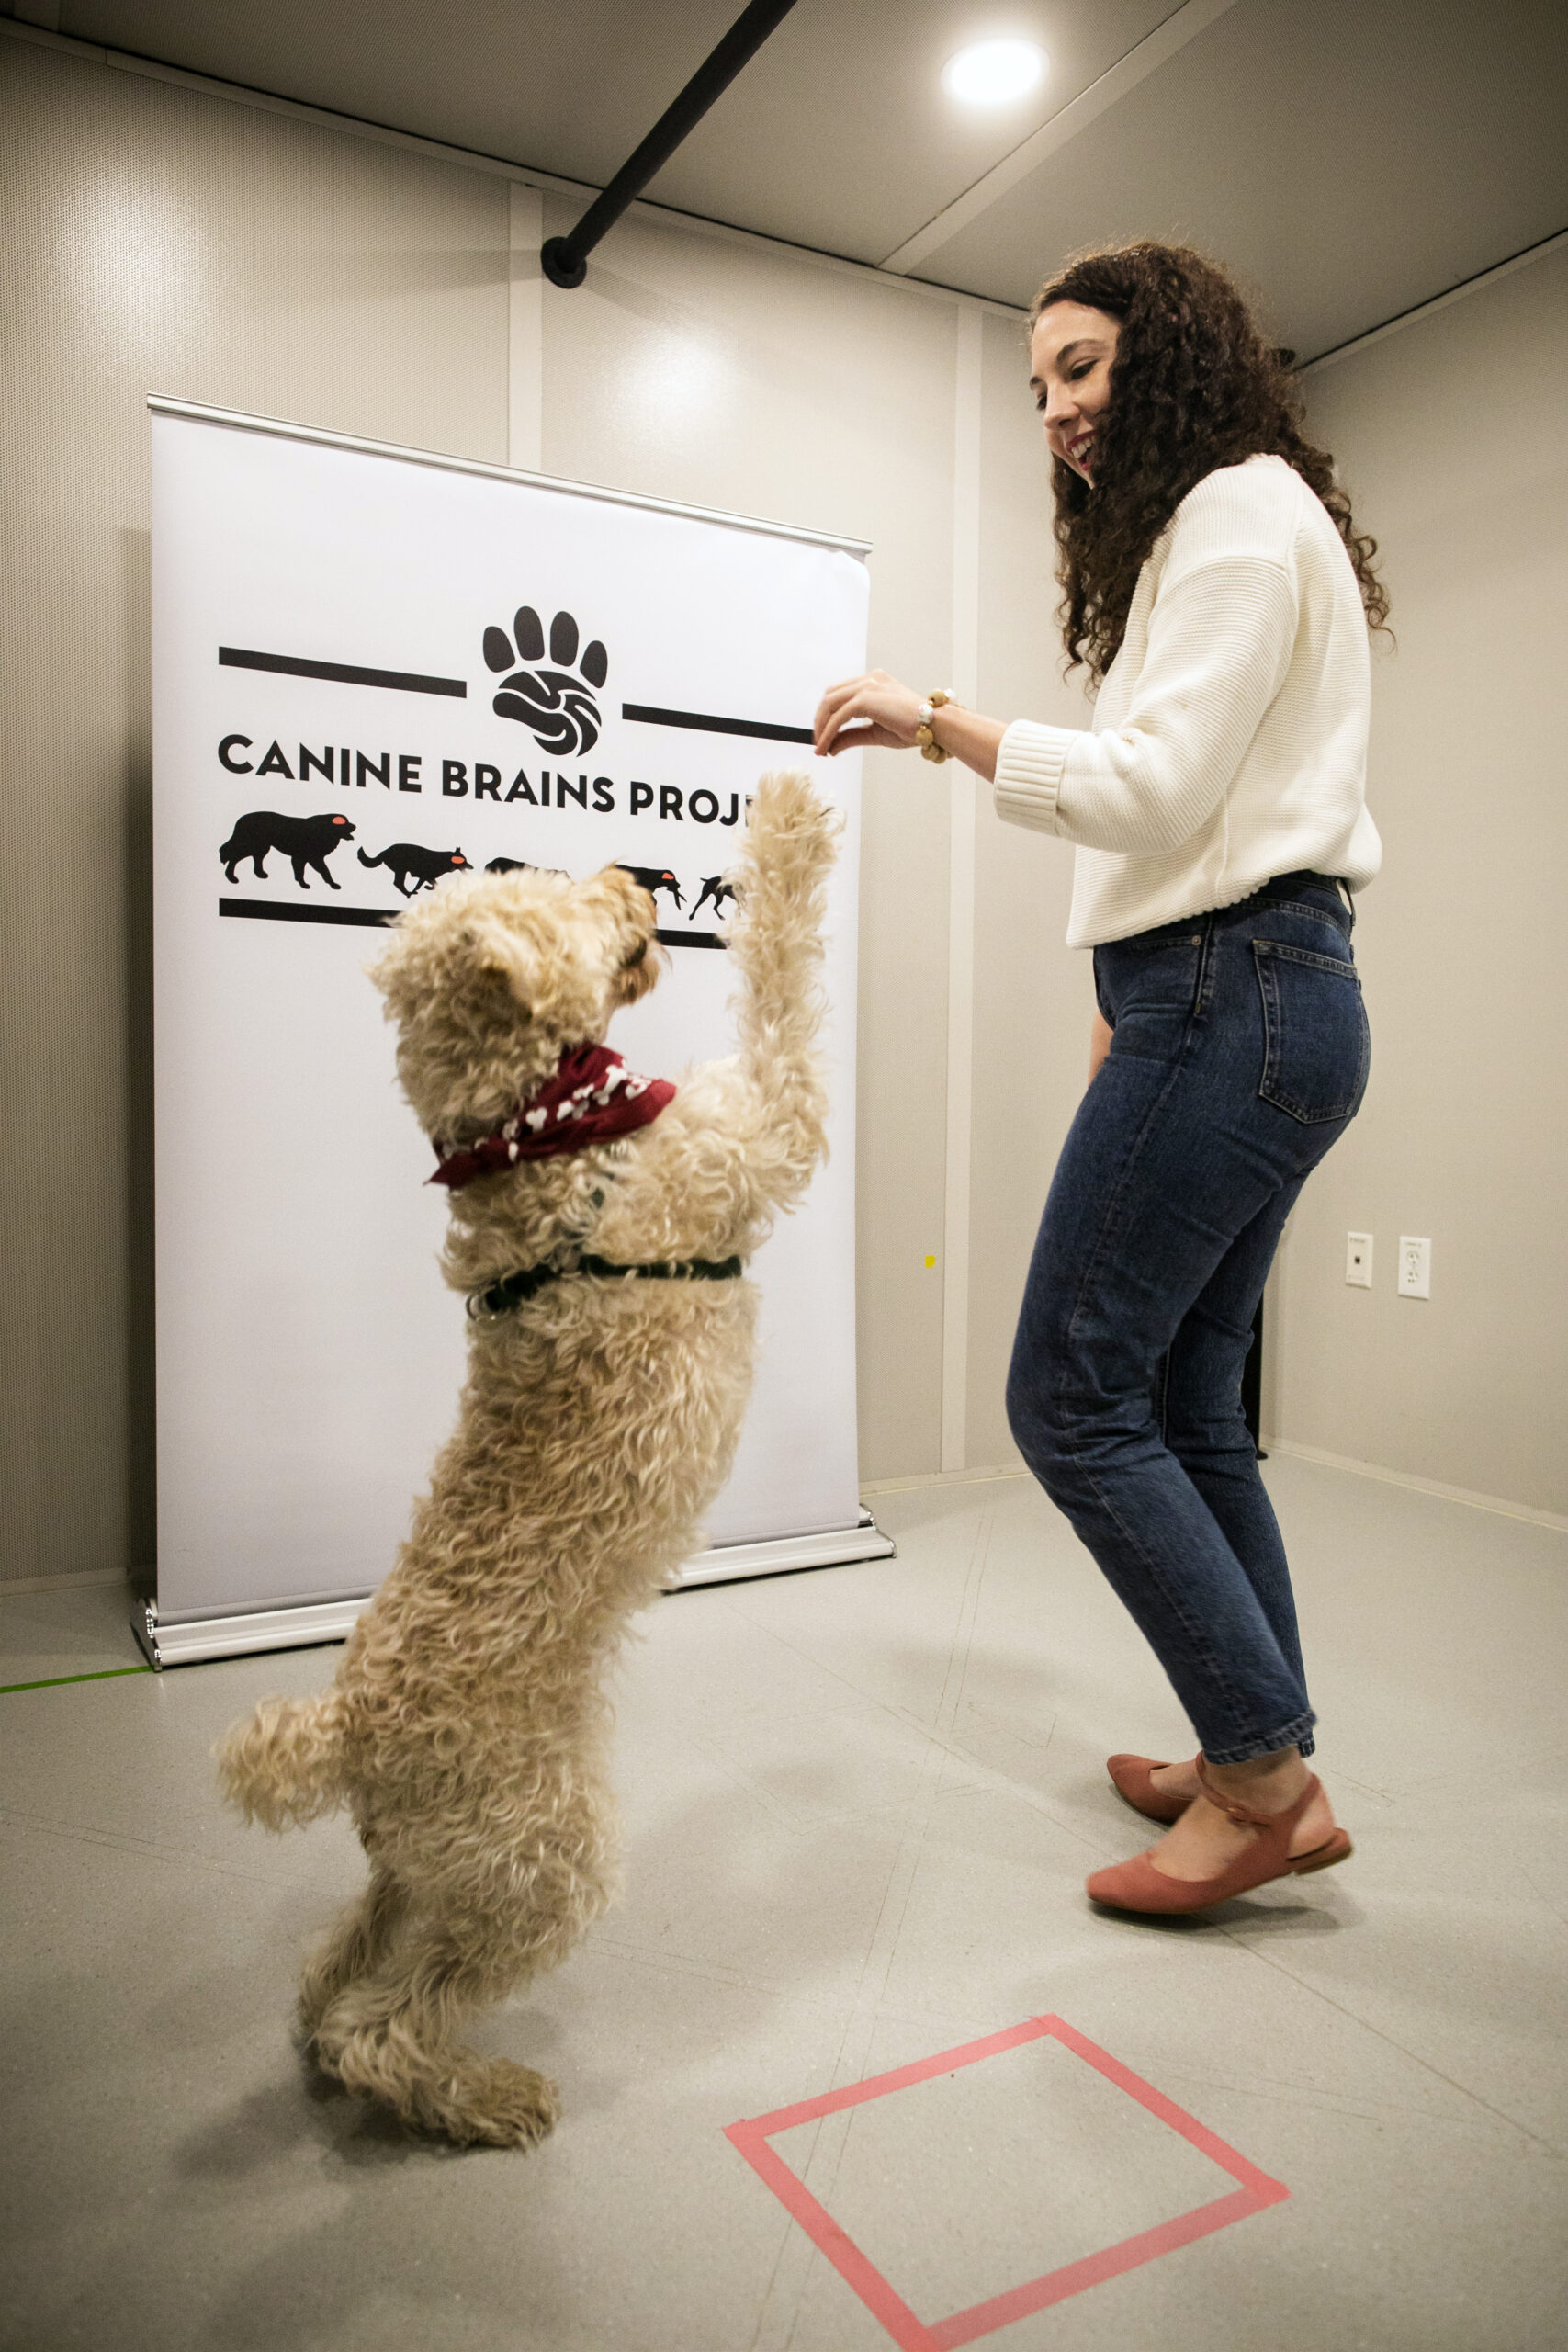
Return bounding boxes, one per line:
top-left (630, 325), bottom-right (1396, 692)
top-left (482, 606), bottom-right (608, 758)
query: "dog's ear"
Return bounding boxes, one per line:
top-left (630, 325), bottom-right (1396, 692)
top-left (365, 921), bottom-right (418, 1012)
top-left (591, 864), bottom-right (656, 922)
top-left (367, 914), bottom-right (534, 1027)
top-left (462, 921), bottom-right (535, 1023)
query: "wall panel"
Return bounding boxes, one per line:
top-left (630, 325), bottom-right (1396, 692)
top-left (1280, 251), bottom-right (1568, 1512)
top-left (0, 40), bottom-right (510, 1581)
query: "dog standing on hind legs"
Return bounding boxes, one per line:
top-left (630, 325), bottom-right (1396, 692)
top-left (216, 771), bottom-right (839, 2148)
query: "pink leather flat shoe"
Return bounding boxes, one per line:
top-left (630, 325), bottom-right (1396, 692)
top-left (1106, 1752), bottom-right (1199, 1826)
top-left (1088, 1760), bottom-right (1352, 1916)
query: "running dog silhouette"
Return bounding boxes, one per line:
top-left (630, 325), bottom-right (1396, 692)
top-left (615, 864), bottom-right (684, 913)
top-left (216, 773), bottom-right (838, 2149)
top-left (220, 810), bottom-right (356, 889)
top-left (689, 876), bottom-right (737, 923)
top-left (359, 843), bottom-right (473, 898)
top-left (487, 856), bottom-right (568, 878)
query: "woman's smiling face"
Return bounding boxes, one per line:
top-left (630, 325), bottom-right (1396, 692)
top-left (1029, 300), bottom-right (1122, 482)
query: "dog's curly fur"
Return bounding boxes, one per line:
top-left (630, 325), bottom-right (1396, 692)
top-left (216, 772), bottom-right (838, 2148)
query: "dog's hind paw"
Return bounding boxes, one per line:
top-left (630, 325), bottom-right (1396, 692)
top-left (418, 2054), bottom-right (561, 2150)
top-left (297, 1969), bottom-right (354, 2048)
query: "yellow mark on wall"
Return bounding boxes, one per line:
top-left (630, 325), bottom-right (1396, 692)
top-left (924, 1254), bottom-right (937, 1269)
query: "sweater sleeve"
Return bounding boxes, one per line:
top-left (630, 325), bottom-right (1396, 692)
top-left (994, 554), bottom-right (1300, 854)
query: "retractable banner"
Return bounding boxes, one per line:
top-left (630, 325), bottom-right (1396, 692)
top-left (146, 401), bottom-right (885, 1665)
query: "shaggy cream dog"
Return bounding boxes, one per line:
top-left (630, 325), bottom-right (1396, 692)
top-left (216, 771), bottom-right (838, 2148)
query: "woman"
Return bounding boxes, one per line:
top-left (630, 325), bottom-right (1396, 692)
top-left (814, 242), bottom-right (1385, 1916)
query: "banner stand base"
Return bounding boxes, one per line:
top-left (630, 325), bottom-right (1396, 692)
top-left (671, 1514), bottom-right (895, 1590)
top-left (131, 1516), bottom-right (896, 1668)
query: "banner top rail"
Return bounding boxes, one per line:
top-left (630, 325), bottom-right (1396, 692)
top-left (147, 395), bottom-right (873, 559)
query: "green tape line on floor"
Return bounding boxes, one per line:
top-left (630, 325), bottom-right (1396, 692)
top-left (0, 1666), bottom-right (153, 1695)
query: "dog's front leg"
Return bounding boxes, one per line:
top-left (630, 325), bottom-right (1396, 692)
top-left (722, 768), bottom-right (840, 1217)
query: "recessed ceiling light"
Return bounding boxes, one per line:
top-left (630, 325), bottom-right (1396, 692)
top-left (942, 38), bottom-right (1048, 105)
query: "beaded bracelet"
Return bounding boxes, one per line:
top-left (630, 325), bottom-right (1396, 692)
top-left (916, 688), bottom-right (957, 763)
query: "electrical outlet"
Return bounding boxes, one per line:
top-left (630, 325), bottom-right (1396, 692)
top-left (1346, 1232), bottom-right (1373, 1288)
top-left (1397, 1236), bottom-right (1431, 1299)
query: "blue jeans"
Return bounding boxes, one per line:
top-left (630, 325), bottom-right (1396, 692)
top-left (1006, 875), bottom-right (1370, 1765)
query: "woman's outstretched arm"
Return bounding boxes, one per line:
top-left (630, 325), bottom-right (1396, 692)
top-left (812, 671), bottom-right (1005, 781)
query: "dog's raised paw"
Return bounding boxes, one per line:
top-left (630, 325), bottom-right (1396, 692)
top-left (483, 605), bottom-right (607, 758)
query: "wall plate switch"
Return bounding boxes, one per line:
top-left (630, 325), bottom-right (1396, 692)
top-left (1346, 1232), bottom-right (1373, 1288)
top-left (1397, 1236), bottom-right (1432, 1299)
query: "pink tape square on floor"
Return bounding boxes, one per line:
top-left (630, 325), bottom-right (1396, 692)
top-left (724, 2013), bottom-right (1289, 2351)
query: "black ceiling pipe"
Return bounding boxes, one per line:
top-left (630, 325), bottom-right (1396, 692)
top-left (541, 0), bottom-right (802, 289)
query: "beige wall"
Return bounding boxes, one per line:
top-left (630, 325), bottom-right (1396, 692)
top-left (1272, 249), bottom-right (1568, 1515)
top-left (0, 29), bottom-right (1074, 1585)
top-left (1, 38), bottom-right (511, 1586)
top-left (13, 28), bottom-right (1554, 1591)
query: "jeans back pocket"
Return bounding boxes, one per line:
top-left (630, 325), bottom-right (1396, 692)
top-left (1252, 939), bottom-right (1370, 1125)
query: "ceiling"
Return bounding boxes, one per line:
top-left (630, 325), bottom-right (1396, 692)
top-left (34, 0), bottom-right (1568, 360)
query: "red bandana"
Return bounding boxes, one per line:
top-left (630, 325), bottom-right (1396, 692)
top-left (430, 1044), bottom-right (676, 1191)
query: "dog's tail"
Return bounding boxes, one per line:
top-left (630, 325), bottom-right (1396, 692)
top-left (357, 847), bottom-right (386, 869)
top-left (215, 1689), bottom-right (348, 1832)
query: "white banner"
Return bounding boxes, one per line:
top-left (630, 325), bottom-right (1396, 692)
top-left (149, 401), bottom-right (874, 1644)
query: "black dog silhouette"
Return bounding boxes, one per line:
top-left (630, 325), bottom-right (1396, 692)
top-left (483, 606), bottom-right (607, 758)
top-left (485, 856), bottom-right (568, 877)
top-left (220, 810), bottom-right (355, 889)
top-left (615, 863), bottom-right (684, 913)
top-left (689, 876), bottom-right (737, 923)
top-left (358, 843), bottom-right (473, 898)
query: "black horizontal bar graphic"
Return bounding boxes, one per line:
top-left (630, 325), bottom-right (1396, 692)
top-left (220, 900), bottom-right (727, 946)
top-left (622, 702), bottom-right (812, 746)
top-left (220, 647), bottom-right (468, 698)
top-left (220, 897), bottom-right (396, 928)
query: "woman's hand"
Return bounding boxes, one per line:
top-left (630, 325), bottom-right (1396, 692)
top-left (813, 670), bottom-right (924, 758)
top-left (814, 673), bottom-right (1010, 782)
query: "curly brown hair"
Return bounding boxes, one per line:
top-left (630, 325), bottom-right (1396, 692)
top-left (1032, 242), bottom-right (1389, 681)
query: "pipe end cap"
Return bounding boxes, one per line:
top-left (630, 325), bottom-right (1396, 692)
top-left (541, 237), bottom-right (588, 289)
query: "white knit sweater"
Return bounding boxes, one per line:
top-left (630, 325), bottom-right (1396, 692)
top-left (994, 454), bottom-right (1382, 948)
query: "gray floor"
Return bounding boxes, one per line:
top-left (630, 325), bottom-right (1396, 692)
top-left (3, 1454), bottom-right (1565, 2352)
